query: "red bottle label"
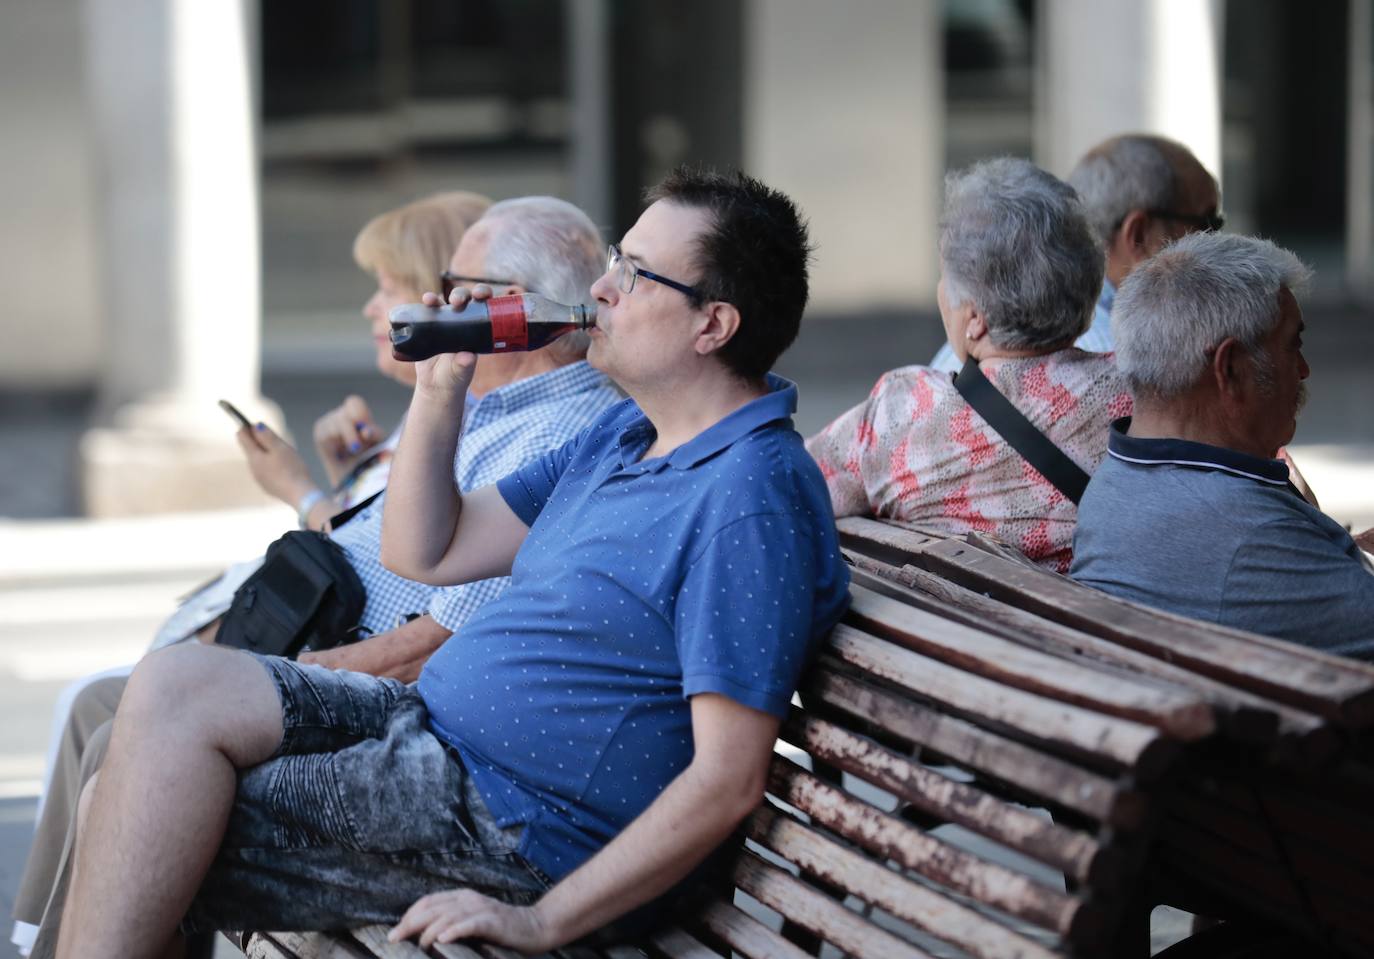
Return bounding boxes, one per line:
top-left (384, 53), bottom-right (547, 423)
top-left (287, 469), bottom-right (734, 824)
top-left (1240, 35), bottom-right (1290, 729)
top-left (488, 297), bottom-right (529, 352)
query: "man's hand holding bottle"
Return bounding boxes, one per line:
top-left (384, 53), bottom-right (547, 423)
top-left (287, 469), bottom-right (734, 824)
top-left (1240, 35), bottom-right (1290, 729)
top-left (411, 283), bottom-right (494, 401)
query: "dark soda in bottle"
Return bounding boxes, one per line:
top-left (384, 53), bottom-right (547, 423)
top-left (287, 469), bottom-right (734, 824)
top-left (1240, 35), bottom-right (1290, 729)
top-left (388, 294), bottom-right (593, 361)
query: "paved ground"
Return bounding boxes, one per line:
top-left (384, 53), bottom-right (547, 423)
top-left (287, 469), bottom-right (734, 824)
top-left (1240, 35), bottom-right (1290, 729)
top-left (1, 306), bottom-right (1369, 955)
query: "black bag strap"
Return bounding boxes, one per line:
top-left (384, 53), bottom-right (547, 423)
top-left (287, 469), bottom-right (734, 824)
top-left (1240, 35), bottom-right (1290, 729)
top-left (328, 489), bottom-right (383, 531)
top-left (953, 356), bottom-right (1090, 504)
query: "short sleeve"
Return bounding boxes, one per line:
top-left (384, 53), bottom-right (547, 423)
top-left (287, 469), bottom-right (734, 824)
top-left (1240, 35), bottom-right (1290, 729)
top-left (806, 388), bottom-right (880, 519)
top-left (1222, 517), bottom-right (1374, 659)
top-left (674, 512), bottom-right (822, 718)
top-left (496, 426), bottom-right (591, 526)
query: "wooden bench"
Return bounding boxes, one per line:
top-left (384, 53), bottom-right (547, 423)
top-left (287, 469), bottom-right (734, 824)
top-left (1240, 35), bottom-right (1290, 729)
top-left (234, 516), bottom-right (1374, 959)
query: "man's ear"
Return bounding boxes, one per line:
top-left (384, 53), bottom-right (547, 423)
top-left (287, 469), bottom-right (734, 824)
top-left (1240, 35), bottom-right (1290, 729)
top-left (1211, 337), bottom-right (1245, 398)
top-left (1116, 209), bottom-right (1152, 259)
top-left (694, 301), bottom-right (743, 357)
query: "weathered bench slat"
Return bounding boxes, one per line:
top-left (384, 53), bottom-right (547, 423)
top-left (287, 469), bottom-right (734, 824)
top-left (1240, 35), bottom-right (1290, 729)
top-left (827, 624), bottom-right (1173, 774)
top-left (645, 926), bottom-right (718, 958)
top-left (244, 935), bottom-right (299, 959)
top-left (690, 900), bottom-right (812, 959)
top-left (767, 756), bottom-right (1085, 936)
top-left (804, 669), bottom-right (1142, 826)
top-left (846, 557), bottom-right (1301, 745)
top-left (250, 932), bottom-right (369, 958)
top-left (748, 803), bottom-right (1062, 959)
top-left (837, 518), bottom-right (1374, 725)
top-left (351, 925), bottom-right (427, 957)
top-left (430, 941), bottom-right (489, 959)
top-left (846, 583), bottom-right (1217, 739)
top-left (733, 850), bottom-right (935, 959)
top-left (779, 709), bottom-right (1112, 884)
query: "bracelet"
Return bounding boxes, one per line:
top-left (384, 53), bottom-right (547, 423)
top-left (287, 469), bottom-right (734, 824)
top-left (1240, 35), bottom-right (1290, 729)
top-left (296, 488), bottom-right (327, 528)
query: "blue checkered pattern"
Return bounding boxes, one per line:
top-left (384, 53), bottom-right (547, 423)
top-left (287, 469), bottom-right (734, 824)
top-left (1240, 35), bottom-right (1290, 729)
top-left (330, 361), bottom-right (622, 636)
top-left (929, 280), bottom-right (1117, 373)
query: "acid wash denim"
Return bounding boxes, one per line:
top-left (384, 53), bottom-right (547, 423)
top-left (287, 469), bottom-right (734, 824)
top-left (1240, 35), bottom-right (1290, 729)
top-left (180, 655), bottom-right (549, 934)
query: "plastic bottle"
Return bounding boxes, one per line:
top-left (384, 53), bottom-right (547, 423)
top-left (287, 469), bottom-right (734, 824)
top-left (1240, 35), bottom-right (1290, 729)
top-left (388, 294), bottom-right (593, 360)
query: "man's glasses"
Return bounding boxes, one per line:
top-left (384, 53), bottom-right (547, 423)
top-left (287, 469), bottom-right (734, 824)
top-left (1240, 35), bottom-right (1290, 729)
top-left (440, 271), bottom-right (520, 301)
top-left (1147, 209), bottom-right (1226, 233)
top-left (606, 245), bottom-right (701, 300)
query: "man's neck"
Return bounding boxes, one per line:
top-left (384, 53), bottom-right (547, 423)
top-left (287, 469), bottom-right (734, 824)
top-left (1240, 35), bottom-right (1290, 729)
top-left (1104, 256), bottom-right (1132, 289)
top-left (468, 350), bottom-right (568, 399)
top-left (1128, 399), bottom-right (1275, 460)
top-left (632, 365), bottom-right (770, 460)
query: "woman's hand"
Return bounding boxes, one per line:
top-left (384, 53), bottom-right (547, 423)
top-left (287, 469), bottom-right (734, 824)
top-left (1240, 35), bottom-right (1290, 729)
top-left (313, 395), bottom-right (381, 486)
top-left (235, 423), bottom-right (316, 508)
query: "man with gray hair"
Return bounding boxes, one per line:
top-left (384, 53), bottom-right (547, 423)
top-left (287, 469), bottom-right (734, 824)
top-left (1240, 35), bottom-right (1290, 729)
top-left (929, 134), bottom-right (1221, 372)
top-left (1071, 232), bottom-right (1374, 659)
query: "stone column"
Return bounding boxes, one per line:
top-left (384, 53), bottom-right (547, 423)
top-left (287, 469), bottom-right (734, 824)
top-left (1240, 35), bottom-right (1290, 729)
top-left (1034, 0), bottom-right (1226, 180)
top-left (742, 0), bottom-right (943, 312)
top-left (1349, 0), bottom-right (1374, 300)
top-left (80, 0), bottom-right (282, 516)
top-left (566, 0), bottom-right (612, 234)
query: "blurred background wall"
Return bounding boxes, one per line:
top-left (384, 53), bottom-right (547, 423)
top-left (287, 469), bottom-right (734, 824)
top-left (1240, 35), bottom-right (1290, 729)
top-left (1, 0), bottom-right (1372, 519)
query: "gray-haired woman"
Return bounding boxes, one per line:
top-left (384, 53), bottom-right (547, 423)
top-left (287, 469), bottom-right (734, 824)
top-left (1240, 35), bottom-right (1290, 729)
top-left (808, 157), bottom-right (1131, 572)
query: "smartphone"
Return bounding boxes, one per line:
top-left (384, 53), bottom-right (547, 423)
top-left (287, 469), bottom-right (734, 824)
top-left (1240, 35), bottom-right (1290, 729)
top-left (218, 399), bottom-right (253, 429)
top-left (219, 399), bottom-right (266, 450)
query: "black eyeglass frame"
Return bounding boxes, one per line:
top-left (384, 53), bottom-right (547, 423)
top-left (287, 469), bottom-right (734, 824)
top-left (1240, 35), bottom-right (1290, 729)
top-left (1145, 208), bottom-right (1226, 233)
top-left (440, 271), bottom-right (522, 301)
top-left (606, 244), bottom-right (702, 300)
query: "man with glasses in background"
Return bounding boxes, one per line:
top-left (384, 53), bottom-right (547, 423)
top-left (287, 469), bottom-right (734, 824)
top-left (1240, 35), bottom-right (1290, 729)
top-left (929, 133), bottom-right (1222, 372)
top-left (57, 167), bottom-right (849, 956)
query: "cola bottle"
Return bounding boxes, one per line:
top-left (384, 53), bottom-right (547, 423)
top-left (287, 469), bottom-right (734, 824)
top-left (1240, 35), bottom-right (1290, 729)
top-left (388, 294), bottom-right (593, 361)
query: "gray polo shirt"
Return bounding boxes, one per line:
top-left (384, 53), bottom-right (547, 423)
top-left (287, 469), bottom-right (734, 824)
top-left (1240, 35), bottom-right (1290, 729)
top-left (1071, 419), bottom-right (1374, 660)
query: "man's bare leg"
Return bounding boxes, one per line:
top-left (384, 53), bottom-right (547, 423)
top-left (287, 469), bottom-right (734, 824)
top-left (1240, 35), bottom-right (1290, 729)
top-left (56, 644), bottom-right (284, 958)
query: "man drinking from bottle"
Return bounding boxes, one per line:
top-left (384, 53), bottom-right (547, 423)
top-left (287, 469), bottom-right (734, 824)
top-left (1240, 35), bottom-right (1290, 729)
top-left (56, 166), bottom-right (849, 957)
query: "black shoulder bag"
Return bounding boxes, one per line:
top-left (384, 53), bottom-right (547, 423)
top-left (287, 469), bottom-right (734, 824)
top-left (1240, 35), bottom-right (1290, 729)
top-left (953, 357), bottom-right (1090, 504)
top-left (215, 492), bottom-right (379, 658)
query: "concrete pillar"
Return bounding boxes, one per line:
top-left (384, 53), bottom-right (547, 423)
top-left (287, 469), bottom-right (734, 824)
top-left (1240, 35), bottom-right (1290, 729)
top-left (1034, 0), bottom-right (1225, 181)
top-left (566, 0), bottom-right (612, 234)
top-left (1349, 0), bottom-right (1374, 300)
top-left (743, 0), bottom-right (943, 313)
top-left (79, 0), bottom-right (281, 516)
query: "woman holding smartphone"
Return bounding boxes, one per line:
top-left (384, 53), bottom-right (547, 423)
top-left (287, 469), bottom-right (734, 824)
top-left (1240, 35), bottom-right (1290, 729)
top-left (10, 189), bottom-right (491, 959)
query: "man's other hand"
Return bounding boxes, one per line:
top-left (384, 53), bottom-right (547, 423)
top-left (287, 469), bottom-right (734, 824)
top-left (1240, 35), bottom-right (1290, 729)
top-left (389, 889), bottom-right (556, 954)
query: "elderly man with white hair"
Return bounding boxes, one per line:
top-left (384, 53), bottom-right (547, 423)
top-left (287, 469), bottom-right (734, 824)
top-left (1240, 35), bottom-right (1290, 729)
top-left (1071, 232), bottom-right (1374, 659)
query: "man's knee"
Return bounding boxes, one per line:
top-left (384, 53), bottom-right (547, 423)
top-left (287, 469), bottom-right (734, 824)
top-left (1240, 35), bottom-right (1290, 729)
top-left (118, 645), bottom-right (283, 764)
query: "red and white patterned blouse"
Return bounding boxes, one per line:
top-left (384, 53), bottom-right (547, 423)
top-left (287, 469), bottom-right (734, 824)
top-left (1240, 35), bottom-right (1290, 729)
top-left (807, 349), bottom-right (1132, 573)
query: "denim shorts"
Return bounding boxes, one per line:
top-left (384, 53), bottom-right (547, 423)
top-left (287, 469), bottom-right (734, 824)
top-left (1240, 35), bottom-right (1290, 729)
top-left (181, 655), bottom-right (549, 934)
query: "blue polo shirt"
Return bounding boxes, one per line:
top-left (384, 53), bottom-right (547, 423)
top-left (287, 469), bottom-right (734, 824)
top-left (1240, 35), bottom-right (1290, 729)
top-left (1071, 418), bottom-right (1374, 659)
top-left (417, 375), bottom-right (850, 881)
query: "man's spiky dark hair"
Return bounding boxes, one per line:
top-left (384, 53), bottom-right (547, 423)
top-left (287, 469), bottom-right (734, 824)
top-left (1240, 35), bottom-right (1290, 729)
top-left (646, 165), bottom-right (813, 381)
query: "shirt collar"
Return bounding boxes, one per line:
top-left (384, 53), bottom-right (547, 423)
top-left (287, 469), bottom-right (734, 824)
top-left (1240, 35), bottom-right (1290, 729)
top-left (469, 361), bottom-right (611, 422)
top-left (1099, 279), bottom-right (1116, 315)
top-left (1106, 417), bottom-right (1291, 486)
top-left (617, 374), bottom-right (798, 472)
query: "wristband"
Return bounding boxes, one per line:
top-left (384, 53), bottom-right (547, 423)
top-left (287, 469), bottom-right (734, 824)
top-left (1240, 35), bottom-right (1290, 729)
top-left (296, 488), bottom-right (327, 528)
